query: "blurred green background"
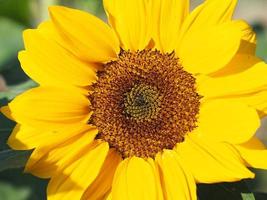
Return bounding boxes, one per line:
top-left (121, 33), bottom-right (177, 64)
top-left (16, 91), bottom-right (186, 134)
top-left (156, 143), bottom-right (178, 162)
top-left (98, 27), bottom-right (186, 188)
top-left (0, 0), bottom-right (266, 199)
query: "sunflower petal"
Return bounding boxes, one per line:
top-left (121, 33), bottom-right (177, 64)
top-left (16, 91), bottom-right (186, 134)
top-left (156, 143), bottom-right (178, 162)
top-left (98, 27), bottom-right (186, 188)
top-left (7, 125), bottom-right (39, 150)
top-left (216, 90), bottom-right (267, 115)
top-left (47, 141), bottom-right (109, 200)
top-left (81, 149), bottom-right (122, 200)
top-left (103, 0), bottom-right (151, 51)
top-left (156, 150), bottom-right (197, 200)
top-left (179, 0), bottom-right (237, 40)
top-left (209, 20), bottom-right (258, 76)
top-left (198, 0), bottom-right (237, 25)
top-left (147, 158), bottom-right (164, 200)
top-left (198, 100), bottom-right (260, 144)
top-left (37, 20), bottom-right (104, 71)
top-left (7, 124), bottom-right (91, 150)
top-left (199, 61), bottom-right (267, 97)
top-left (209, 54), bottom-right (261, 77)
top-left (5, 87), bottom-right (90, 130)
top-left (175, 134), bottom-right (255, 183)
top-left (178, 21), bottom-right (246, 75)
top-left (151, 0), bottom-right (189, 52)
top-left (240, 137), bottom-right (266, 149)
top-left (234, 137), bottom-right (267, 169)
top-left (104, 192), bottom-right (112, 200)
top-left (111, 157), bottom-right (157, 200)
top-left (49, 6), bottom-right (120, 63)
top-left (25, 127), bottom-right (97, 178)
top-left (19, 29), bottom-right (97, 87)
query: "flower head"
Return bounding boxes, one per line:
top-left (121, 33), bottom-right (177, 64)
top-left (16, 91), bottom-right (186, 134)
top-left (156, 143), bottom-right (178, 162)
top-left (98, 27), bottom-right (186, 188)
top-left (2, 0), bottom-right (267, 199)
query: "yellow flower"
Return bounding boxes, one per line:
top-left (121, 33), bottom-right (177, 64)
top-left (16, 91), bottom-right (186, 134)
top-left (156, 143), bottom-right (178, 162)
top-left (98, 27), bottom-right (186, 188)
top-left (2, 0), bottom-right (267, 199)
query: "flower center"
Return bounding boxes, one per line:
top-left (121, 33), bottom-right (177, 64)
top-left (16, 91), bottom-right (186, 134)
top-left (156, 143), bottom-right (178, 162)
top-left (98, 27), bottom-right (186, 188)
top-left (89, 49), bottom-right (201, 158)
top-left (124, 83), bottom-right (162, 121)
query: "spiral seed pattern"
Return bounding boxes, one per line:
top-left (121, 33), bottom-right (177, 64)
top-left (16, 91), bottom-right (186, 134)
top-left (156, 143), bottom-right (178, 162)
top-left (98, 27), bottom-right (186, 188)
top-left (89, 49), bottom-right (201, 158)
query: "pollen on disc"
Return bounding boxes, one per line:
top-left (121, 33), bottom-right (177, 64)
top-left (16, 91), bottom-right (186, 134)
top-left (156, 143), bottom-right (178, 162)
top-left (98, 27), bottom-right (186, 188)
top-left (89, 49), bottom-right (201, 158)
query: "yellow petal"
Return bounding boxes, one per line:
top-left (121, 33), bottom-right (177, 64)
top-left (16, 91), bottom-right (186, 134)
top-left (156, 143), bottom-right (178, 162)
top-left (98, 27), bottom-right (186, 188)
top-left (47, 141), bottom-right (109, 200)
top-left (210, 54), bottom-right (261, 77)
top-left (37, 20), bottom-right (61, 41)
top-left (177, 3), bottom-right (204, 43)
top-left (175, 134), bottom-right (255, 183)
top-left (151, 0), bottom-right (189, 52)
top-left (111, 157), bottom-right (157, 200)
top-left (156, 150), bottom-right (197, 200)
top-left (236, 20), bottom-right (257, 55)
top-left (81, 149), bottom-right (122, 200)
top-left (49, 6), bottom-right (120, 63)
top-left (37, 20), bottom-right (104, 72)
top-left (210, 20), bottom-right (258, 77)
top-left (179, 0), bottom-right (237, 40)
top-left (178, 21), bottom-right (245, 75)
top-left (199, 61), bottom-right (267, 98)
top-left (1, 106), bottom-right (13, 120)
top-left (234, 137), bottom-right (267, 169)
top-left (239, 137), bottom-right (266, 150)
top-left (103, 192), bottom-right (112, 200)
top-left (195, 0), bottom-right (237, 25)
top-left (103, 0), bottom-right (151, 51)
top-left (20, 29), bottom-right (97, 87)
top-left (147, 158), bottom-right (164, 200)
top-left (7, 86), bottom-right (90, 130)
top-left (216, 90), bottom-right (267, 114)
top-left (7, 124), bottom-right (87, 150)
top-left (24, 126), bottom-right (97, 178)
top-left (198, 100), bottom-right (260, 144)
top-left (111, 158), bottom-right (129, 200)
top-left (239, 20), bottom-right (257, 47)
top-left (8, 125), bottom-right (36, 150)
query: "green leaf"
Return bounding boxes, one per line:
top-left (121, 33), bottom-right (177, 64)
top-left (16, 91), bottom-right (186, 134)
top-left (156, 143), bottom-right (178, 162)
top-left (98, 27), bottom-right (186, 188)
top-left (0, 182), bottom-right (31, 200)
top-left (0, 168), bottom-right (48, 200)
top-left (0, 128), bottom-right (12, 150)
top-left (0, 149), bottom-right (31, 172)
top-left (0, 18), bottom-right (25, 71)
top-left (254, 193), bottom-right (267, 200)
top-left (60, 0), bottom-right (105, 16)
top-left (241, 193), bottom-right (256, 200)
top-left (0, 80), bottom-right (37, 100)
top-left (256, 29), bottom-right (267, 62)
top-left (0, 98), bottom-right (15, 150)
top-left (198, 181), bottom-right (251, 200)
top-left (0, 0), bottom-right (31, 26)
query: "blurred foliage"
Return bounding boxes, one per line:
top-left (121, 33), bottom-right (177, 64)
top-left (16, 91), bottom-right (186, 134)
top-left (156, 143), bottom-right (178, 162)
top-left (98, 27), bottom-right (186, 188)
top-left (0, 182), bottom-right (31, 200)
top-left (241, 193), bottom-right (256, 200)
top-left (0, 0), bottom-right (267, 199)
top-left (0, 0), bottom-right (32, 26)
top-left (0, 80), bottom-right (36, 100)
top-left (0, 18), bottom-right (24, 71)
top-left (0, 168), bottom-right (48, 200)
top-left (256, 30), bottom-right (267, 61)
top-left (60, 0), bottom-right (105, 15)
top-left (198, 181), bottom-right (253, 200)
top-left (0, 150), bottom-right (31, 172)
top-left (0, 99), bottom-right (14, 150)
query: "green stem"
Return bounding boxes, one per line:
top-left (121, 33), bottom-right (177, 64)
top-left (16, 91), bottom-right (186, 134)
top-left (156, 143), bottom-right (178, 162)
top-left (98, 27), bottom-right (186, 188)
top-left (241, 193), bottom-right (256, 200)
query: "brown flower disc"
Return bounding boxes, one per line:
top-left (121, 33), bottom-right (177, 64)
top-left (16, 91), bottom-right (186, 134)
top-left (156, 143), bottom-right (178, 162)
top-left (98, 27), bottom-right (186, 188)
top-left (89, 49), bottom-right (201, 158)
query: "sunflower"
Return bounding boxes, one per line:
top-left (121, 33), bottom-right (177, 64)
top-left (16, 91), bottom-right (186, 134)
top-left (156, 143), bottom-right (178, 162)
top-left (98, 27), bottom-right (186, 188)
top-left (2, 0), bottom-right (267, 199)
